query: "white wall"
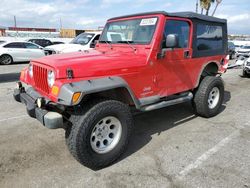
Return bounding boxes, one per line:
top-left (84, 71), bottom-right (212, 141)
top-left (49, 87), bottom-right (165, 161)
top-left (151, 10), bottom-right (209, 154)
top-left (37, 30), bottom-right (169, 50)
top-left (0, 36), bottom-right (73, 43)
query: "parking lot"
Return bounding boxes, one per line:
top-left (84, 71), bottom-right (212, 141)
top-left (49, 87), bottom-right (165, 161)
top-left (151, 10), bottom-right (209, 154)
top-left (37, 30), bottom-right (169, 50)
top-left (0, 62), bottom-right (249, 188)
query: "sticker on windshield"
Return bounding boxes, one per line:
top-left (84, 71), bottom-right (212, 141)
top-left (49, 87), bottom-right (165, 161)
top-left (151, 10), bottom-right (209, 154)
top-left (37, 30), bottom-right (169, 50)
top-left (140, 18), bottom-right (157, 26)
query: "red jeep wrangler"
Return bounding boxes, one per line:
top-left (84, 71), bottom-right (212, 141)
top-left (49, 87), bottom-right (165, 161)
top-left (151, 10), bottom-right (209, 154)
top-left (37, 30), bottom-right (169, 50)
top-left (14, 11), bottom-right (228, 169)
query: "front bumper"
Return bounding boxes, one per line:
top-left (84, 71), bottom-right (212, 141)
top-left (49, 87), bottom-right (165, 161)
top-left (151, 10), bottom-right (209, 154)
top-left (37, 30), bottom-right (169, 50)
top-left (13, 84), bottom-right (64, 129)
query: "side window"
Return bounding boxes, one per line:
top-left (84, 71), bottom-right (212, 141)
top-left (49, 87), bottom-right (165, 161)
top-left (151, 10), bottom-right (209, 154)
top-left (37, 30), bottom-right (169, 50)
top-left (24, 43), bottom-right (39, 49)
top-left (196, 24), bottom-right (223, 51)
top-left (93, 34), bottom-right (100, 42)
top-left (163, 20), bottom-right (190, 49)
top-left (4, 42), bottom-right (25, 48)
top-left (90, 35), bottom-right (100, 48)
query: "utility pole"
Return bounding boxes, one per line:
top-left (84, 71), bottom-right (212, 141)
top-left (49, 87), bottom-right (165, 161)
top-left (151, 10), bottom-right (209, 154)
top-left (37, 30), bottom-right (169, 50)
top-left (14, 16), bottom-right (17, 28)
top-left (60, 18), bottom-right (62, 30)
top-left (196, 0), bottom-right (199, 13)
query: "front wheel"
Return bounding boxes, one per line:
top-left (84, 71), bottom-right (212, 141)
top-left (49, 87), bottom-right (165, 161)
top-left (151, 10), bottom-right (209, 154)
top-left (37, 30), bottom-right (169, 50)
top-left (242, 69), bottom-right (249, 78)
top-left (193, 76), bottom-right (224, 118)
top-left (0, 55), bottom-right (13, 65)
top-left (65, 100), bottom-right (133, 169)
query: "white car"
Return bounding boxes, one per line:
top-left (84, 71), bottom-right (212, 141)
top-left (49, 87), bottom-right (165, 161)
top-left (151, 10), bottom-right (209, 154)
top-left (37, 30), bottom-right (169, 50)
top-left (236, 45), bottom-right (250, 57)
top-left (243, 57), bottom-right (250, 77)
top-left (44, 32), bottom-right (101, 55)
top-left (0, 41), bottom-right (45, 65)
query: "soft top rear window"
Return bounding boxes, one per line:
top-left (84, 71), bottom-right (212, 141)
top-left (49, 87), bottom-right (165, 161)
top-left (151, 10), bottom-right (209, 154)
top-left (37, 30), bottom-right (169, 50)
top-left (196, 24), bottom-right (223, 51)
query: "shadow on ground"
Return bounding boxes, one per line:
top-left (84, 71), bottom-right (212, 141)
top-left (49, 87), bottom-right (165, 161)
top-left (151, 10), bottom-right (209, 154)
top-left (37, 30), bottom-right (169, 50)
top-left (0, 73), bottom-right (20, 83)
top-left (0, 62), bottom-right (28, 83)
top-left (117, 90), bottom-right (231, 165)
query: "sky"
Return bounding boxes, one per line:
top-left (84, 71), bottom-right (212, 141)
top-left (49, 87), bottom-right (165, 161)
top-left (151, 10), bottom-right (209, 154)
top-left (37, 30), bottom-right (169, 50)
top-left (0, 0), bottom-right (250, 34)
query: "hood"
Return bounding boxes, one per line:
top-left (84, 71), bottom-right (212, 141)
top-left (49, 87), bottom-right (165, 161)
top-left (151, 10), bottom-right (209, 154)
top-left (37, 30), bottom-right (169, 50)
top-left (32, 49), bottom-right (147, 79)
top-left (44, 43), bottom-right (88, 53)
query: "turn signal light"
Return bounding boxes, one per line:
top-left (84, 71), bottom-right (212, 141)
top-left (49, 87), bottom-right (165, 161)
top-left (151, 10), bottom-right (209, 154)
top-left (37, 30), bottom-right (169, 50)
top-left (20, 70), bottom-right (25, 80)
top-left (51, 86), bottom-right (59, 96)
top-left (72, 92), bottom-right (82, 104)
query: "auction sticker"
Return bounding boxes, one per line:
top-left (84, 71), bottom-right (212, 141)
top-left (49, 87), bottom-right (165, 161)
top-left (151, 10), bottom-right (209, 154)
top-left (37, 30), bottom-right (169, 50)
top-left (140, 18), bottom-right (157, 26)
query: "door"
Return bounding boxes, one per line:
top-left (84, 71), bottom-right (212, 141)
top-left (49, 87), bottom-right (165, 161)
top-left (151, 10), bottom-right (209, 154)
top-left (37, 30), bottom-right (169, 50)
top-left (23, 43), bottom-right (44, 60)
top-left (156, 18), bottom-right (195, 96)
top-left (3, 42), bottom-right (28, 62)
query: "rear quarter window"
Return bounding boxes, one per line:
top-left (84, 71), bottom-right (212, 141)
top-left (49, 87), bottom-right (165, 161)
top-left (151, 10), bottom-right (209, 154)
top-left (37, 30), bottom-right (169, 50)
top-left (4, 42), bottom-right (25, 48)
top-left (196, 24), bottom-right (223, 51)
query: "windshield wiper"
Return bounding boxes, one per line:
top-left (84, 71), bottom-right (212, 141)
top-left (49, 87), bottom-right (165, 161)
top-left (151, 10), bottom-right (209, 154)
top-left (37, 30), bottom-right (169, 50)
top-left (116, 40), bottom-right (137, 52)
top-left (99, 40), bottom-right (113, 49)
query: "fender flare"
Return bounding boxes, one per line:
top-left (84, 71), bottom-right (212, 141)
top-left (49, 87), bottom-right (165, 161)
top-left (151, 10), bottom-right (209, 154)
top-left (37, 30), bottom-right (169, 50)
top-left (57, 76), bottom-right (141, 108)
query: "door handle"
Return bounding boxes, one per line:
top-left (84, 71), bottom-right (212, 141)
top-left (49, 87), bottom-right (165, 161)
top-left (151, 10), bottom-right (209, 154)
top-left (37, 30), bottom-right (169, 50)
top-left (184, 50), bottom-right (190, 58)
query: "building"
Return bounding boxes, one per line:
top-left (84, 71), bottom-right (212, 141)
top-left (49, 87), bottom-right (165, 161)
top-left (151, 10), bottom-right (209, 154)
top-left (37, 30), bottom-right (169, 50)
top-left (60, 29), bottom-right (101, 38)
top-left (5, 27), bottom-right (60, 38)
top-left (0, 26), bottom-right (6, 36)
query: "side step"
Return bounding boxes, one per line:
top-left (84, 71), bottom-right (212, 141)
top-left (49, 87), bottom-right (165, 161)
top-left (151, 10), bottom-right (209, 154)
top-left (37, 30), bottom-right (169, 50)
top-left (141, 92), bottom-right (193, 112)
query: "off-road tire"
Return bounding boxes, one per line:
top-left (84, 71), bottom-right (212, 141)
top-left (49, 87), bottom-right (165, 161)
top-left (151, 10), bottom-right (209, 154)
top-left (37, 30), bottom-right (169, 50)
top-left (193, 76), bottom-right (224, 118)
top-left (65, 99), bottom-right (133, 170)
top-left (242, 69), bottom-right (249, 78)
top-left (0, 54), bottom-right (13, 65)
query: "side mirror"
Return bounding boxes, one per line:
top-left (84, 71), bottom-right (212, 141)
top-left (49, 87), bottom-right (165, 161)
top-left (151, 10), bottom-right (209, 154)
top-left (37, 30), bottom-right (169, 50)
top-left (166, 34), bottom-right (179, 48)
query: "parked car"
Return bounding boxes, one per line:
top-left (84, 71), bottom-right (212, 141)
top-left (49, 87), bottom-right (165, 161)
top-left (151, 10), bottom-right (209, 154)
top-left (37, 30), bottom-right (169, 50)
top-left (14, 11), bottom-right (228, 169)
top-left (43, 32), bottom-right (101, 55)
top-left (0, 40), bottom-right (6, 44)
top-left (242, 57), bottom-right (250, 77)
top-left (236, 45), bottom-right (250, 57)
top-left (228, 41), bottom-right (235, 59)
top-left (235, 44), bottom-right (243, 52)
top-left (0, 41), bottom-right (45, 65)
top-left (27, 39), bottom-right (53, 47)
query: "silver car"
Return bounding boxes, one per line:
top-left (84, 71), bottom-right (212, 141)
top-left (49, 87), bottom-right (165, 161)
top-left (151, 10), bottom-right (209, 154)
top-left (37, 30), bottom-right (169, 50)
top-left (0, 41), bottom-right (45, 65)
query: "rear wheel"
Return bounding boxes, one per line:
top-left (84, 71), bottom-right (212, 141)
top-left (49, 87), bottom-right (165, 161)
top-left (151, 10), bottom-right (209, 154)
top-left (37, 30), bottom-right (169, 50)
top-left (193, 76), bottom-right (224, 118)
top-left (65, 99), bottom-right (133, 169)
top-left (0, 55), bottom-right (13, 65)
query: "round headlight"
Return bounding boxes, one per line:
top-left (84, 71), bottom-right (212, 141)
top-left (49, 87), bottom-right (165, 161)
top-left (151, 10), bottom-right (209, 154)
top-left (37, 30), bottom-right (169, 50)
top-left (28, 64), bottom-right (33, 78)
top-left (47, 70), bottom-right (55, 88)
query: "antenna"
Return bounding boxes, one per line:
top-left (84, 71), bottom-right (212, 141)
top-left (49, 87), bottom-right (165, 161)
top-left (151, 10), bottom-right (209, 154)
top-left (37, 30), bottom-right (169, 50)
top-left (14, 16), bottom-right (17, 28)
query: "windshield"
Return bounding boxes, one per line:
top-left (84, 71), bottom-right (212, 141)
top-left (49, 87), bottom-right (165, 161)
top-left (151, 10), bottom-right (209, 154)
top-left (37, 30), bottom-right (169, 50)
top-left (70, 33), bottom-right (95, 45)
top-left (99, 17), bottom-right (158, 44)
top-left (228, 42), bottom-right (234, 47)
top-left (242, 46), bottom-right (250, 49)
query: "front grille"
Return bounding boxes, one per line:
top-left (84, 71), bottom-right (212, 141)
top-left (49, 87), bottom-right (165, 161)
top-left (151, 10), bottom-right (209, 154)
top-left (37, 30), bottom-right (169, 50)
top-left (33, 65), bottom-right (50, 94)
top-left (44, 49), bottom-right (56, 56)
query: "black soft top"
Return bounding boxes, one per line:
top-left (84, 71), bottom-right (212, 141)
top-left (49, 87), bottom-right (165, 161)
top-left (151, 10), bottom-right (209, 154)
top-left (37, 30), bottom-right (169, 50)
top-left (108, 11), bottom-right (226, 24)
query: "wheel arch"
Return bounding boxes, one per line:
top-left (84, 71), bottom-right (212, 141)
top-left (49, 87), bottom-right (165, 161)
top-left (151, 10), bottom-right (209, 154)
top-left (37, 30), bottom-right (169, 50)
top-left (195, 61), bottom-right (220, 88)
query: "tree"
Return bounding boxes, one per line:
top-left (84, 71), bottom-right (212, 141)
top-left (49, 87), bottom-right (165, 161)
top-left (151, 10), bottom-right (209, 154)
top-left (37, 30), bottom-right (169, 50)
top-left (199, 0), bottom-right (215, 15)
top-left (212, 0), bottom-right (222, 16)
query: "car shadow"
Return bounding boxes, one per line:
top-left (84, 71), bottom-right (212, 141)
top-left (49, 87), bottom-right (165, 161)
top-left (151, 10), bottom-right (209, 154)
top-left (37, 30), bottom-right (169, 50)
top-left (0, 73), bottom-right (20, 83)
top-left (0, 61), bottom-right (29, 83)
top-left (116, 90), bottom-right (231, 165)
